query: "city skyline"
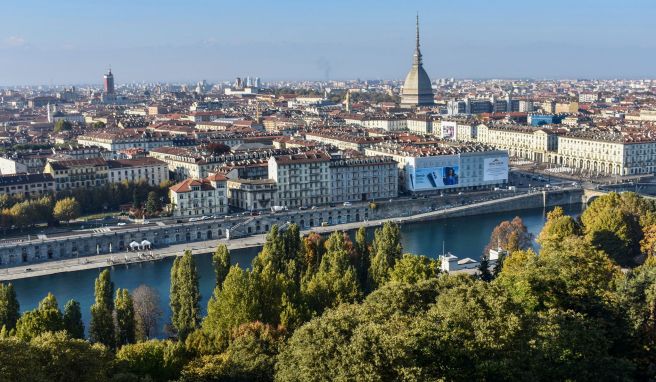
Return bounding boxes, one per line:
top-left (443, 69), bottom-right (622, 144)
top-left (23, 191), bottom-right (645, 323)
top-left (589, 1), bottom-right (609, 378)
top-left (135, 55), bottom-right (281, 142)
top-left (1, 0), bottom-right (656, 86)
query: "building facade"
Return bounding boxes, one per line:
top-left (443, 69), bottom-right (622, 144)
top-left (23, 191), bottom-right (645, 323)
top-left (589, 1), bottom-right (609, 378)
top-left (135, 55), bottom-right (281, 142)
top-left (169, 174), bottom-right (228, 217)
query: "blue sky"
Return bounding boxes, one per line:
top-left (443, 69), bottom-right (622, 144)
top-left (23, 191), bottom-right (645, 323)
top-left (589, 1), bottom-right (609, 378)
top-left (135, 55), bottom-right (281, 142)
top-left (1, 0), bottom-right (655, 85)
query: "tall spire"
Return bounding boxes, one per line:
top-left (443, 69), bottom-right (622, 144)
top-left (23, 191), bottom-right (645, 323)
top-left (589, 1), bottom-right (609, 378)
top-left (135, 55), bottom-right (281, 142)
top-left (413, 13), bottom-right (422, 66)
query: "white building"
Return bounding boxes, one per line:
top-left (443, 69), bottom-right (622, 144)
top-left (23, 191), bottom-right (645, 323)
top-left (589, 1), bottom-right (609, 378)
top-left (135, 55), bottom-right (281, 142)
top-left (169, 174), bottom-right (228, 217)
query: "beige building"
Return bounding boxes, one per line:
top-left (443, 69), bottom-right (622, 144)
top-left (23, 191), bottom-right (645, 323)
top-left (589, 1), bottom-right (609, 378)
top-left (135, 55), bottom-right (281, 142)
top-left (227, 178), bottom-right (278, 211)
top-left (169, 174), bottom-right (228, 217)
top-left (44, 158), bottom-right (109, 191)
top-left (107, 158), bottom-right (169, 186)
top-left (553, 132), bottom-right (656, 176)
top-left (476, 124), bottom-right (558, 163)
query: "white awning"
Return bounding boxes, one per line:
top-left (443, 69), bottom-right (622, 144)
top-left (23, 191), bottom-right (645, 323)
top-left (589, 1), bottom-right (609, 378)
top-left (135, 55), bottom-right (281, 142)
top-left (141, 240), bottom-right (151, 246)
top-left (129, 241), bottom-right (140, 248)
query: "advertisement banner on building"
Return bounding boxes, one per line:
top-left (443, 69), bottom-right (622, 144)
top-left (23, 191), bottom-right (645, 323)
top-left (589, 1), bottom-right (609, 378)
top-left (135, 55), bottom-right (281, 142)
top-left (441, 123), bottom-right (456, 140)
top-left (407, 156), bottom-right (460, 191)
top-left (483, 156), bottom-right (509, 181)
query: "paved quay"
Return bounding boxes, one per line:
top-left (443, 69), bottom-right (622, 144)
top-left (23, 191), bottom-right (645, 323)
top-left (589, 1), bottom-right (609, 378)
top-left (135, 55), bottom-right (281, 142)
top-left (0, 189), bottom-right (579, 282)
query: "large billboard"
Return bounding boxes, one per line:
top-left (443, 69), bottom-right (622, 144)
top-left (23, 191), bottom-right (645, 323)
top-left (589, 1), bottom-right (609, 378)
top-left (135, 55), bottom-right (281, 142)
top-left (407, 156), bottom-right (460, 191)
top-left (483, 156), bottom-right (509, 181)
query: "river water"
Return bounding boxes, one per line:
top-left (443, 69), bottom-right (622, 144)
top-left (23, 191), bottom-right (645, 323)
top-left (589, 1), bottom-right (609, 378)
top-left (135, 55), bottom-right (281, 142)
top-left (9, 205), bottom-right (581, 337)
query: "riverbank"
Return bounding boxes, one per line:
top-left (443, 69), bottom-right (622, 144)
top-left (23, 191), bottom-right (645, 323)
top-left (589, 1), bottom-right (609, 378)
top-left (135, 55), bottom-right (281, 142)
top-left (0, 189), bottom-right (582, 281)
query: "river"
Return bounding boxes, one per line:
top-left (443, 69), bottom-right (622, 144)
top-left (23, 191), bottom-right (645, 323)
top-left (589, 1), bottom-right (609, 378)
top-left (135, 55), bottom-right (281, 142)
top-left (9, 205), bottom-right (581, 337)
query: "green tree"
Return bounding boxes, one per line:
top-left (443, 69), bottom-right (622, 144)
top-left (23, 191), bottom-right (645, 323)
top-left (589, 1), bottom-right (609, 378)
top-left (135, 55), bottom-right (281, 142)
top-left (478, 256), bottom-right (493, 282)
top-left (31, 331), bottom-right (111, 382)
top-left (0, 336), bottom-right (46, 381)
top-left (62, 299), bottom-right (84, 339)
top-left (303, 231), bottom-right (362, 316)
top-left (581, 192), bottom-right (652, 265)
top-left (182, 322), bottom-right (282, 382)
top-left (114, 340), bottom-right (185, 382)
top-left (388, 253), bottom-right (440, 284)
top-left (537, 206), bottom-right (581, 245)
top-left (170, 250), bottom-right (201, 341)
top-left (53, 197), bottom-right (80, 223)
top-left (368, 221), bottom-right (403, 289)
top-left (53, 120), bottom-right (73, 133)
top-left (204, 266), bottom-right (257, 339)
top-left (145, 191), bottom-right (160, 216)
top-left (15, 293), bottom-right (64, 341)
top-left (89, 270), bottom-right (115, 347)
top-left (354, 226), bottom-right (370, 286)
top-left (0, 282), bottom-right (20, 331)
top-left (213, 244), bottom-right (231, 288)
top-left (115, 288), bottom-right (136, 347)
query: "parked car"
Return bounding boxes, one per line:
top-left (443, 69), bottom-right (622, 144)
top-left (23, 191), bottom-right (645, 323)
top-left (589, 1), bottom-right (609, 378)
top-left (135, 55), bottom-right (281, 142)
top-left (343, 202), bottom-right (352, 206)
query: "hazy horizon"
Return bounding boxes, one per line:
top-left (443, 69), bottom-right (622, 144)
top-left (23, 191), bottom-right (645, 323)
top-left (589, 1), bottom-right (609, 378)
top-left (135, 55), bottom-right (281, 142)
top-left (2, 0), bottom-right (655, 87)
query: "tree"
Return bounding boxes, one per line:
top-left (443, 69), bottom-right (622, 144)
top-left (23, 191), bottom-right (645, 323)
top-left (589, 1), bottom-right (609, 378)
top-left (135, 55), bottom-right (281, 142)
top-left (0, 283), bottom-right (20, 331)
top-left (303, 231), bottom-right (362, 316)
top-left (182, 322), bottom-right (283, 382)
top-left (53, 120), bottom-right (72, 133)
top-left (89, 270), bottom-right (115, 347)
top-left (170, 250), bottom-right (201, 341)
top-left (92, 121), bottom-right (106, 129)
top-left (213, 244), bottom-right (231, 288)
top-left (115, 288), bottom-right (136, 347)
top-left (206, 142), bottom-right (231, 156)
top-left (30, 331), bottom-right (111, 382)
top-left (388, 253), bottom-right (440, 284)
top-left (354, 226), bottom-right (370, 286)
top-left (145, 191), bottom-right (160, 216)
top-left (484, 216), bottom-right (533, 255)
top-left (15, 293), bottom-right (64, 341)
top-left (53, 197), bottom-right (80, 223)
top-left (204, 266), bottom-right (257, 339)
top-left (132, 189), bottom-right (141, 209)
top-left (114, 340), bottom-right (185, 382)
top-left (581, 192), bottom-right (652, 265)
top-left (368, 221), bottom-right (403, 289)
top-left (132, 285), bottom-right (163, 341)
top-left (478, 256), bottom-right (493, 282)
top-left (63, 299), bottom-right (84, 339)
top-left (537, 206), bottom-right (581, 245)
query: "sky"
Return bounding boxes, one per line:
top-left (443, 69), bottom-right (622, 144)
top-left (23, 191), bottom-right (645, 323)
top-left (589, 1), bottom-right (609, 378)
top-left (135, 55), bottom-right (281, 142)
top-left (1, 0), bottom-right (655, 86)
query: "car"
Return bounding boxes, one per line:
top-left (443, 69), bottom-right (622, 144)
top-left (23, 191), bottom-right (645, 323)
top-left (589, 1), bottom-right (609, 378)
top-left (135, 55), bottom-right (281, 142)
top-left (142, 220), bottom-right (150, 224)
top-left (25, 268), bottom-right (32, 272)
top-left (117, 222), bottom-right (127, 226)
top-left (343, 202), bottom-right (352, 206)
top-left (298, 206), bottom-right (308, 210)
top-left (321, 222), bottom-right (329, 227)
top-left (310, 206), bottom-right (317, 210)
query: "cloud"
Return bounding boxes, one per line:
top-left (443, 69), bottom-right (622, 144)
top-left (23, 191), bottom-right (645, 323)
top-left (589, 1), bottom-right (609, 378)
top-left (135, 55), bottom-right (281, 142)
top-left (4, 36), bottom-right (27, 47)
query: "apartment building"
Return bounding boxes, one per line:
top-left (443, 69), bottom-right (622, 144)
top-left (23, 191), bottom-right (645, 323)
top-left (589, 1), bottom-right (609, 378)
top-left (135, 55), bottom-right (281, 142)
top-left (226, 178), bottom-right (278, 211)
top-left (268, 151), bottom-right (331, 208)
top-left (169, 173), bottom-right (228, 217)
top-left (554, 132), bottom-right (656, 176)
top-left (329, 155), bottom-right (398, 203)
top-left (364, 142), bottom-right (508, 193)
top-left (107, 157), bottom-right (169, 186)
top-left (44, 158), bottom-right (109, 191)
top-left (0, 173), bottom-right (55, 198)
top-left (476, 124), bottom-right (558, 163)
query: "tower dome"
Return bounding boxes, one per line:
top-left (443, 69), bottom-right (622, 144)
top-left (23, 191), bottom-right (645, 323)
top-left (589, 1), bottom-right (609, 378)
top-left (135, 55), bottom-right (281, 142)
top-left (400, 15), bottom-right (434, 108)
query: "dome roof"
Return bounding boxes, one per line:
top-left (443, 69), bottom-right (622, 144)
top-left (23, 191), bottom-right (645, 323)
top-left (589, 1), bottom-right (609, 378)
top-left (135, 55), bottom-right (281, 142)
top-left (400, 15), bottom-right (434, 108)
